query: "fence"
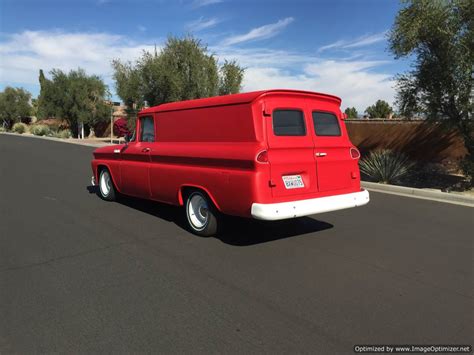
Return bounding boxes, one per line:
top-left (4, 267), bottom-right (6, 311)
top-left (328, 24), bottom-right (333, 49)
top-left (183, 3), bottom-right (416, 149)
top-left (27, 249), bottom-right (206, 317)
top-left (345, 120), bottom-right (467, 163)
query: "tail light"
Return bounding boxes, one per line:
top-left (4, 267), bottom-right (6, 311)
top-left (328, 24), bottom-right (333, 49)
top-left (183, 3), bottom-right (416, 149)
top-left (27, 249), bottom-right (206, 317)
top-left (256, 150), bottom-right (269, 163)
top-left (350, 147), bottom-right (360, 159)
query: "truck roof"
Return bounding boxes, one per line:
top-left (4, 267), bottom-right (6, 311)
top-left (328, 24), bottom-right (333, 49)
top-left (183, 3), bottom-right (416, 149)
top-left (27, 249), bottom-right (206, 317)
top-left (140, 89), bottom-right (342, 114)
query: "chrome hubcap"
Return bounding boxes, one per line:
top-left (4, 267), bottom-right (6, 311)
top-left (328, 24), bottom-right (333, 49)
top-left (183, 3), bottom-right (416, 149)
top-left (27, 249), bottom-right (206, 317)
top-left (187, 194), bottom-right (209, 230)
top-left (100, 171), bottom-right (111, 196)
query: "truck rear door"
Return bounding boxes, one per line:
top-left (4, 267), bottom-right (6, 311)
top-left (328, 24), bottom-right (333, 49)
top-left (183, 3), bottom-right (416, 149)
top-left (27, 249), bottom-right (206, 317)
top-left (264, 98), bottom-right (318, 198)
top-left (308, 105), bottom-right (353, 193)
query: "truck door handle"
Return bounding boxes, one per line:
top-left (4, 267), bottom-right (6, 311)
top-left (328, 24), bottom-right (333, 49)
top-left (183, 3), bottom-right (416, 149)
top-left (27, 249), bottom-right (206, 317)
top-left (142, 148), bottom-right (151, 153)
top-left (315, 152), bottom-right (327, 157)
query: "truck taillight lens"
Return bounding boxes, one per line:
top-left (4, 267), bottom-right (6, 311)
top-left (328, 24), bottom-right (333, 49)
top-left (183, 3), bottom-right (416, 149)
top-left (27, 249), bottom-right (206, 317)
top-left (350, 148), bottom-right (360, 159)
top-left (256, 150), bottom-right (269, 163)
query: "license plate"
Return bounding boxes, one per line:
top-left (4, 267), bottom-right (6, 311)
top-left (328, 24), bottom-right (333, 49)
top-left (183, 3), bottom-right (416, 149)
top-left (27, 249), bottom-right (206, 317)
top-left (282, 175), bottom-right (304, 189)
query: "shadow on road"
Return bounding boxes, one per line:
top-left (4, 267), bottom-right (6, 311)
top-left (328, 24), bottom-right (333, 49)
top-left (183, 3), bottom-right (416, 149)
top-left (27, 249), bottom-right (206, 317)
top-left (86, 185), bottom-right (333, 246)
top-left (216, 216), bottom-right (333, 246)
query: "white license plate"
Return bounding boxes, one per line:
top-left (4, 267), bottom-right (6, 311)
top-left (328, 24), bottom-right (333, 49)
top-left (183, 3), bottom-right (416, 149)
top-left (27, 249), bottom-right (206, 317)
top-left (282, 175), bottom-right (304, 189)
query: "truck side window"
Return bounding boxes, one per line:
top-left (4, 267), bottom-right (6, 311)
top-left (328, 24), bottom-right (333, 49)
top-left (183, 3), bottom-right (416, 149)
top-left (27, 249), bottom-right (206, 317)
top-left (139, 116), bottom-right (155, 142)
top-left (273, 110), bottom-right (306, 136)
top-left (312, 111), bottom-right (341, 136)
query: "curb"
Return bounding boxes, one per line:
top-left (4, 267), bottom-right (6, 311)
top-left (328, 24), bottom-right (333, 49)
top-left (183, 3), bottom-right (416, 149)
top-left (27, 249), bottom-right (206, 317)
top-left (362, 181), bottom-right (474, 207)
top-left (0, 132), bottom-right (110, 148)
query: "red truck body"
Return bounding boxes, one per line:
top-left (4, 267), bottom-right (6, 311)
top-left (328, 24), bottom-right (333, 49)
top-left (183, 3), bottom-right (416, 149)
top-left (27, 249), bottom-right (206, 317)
top-left (91, 89), bottom-right (369, 233)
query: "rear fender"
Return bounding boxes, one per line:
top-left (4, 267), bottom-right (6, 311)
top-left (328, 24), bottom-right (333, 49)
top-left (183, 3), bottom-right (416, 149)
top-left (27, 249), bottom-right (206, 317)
top-left (178, 184), bottom-right (221, 211)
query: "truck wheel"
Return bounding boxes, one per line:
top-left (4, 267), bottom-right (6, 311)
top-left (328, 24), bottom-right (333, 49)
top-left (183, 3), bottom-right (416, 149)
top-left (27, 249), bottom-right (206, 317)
top-left (185, 191), bottom-right (219, 236)
top-left (98, 168), bottom-right (116, 201)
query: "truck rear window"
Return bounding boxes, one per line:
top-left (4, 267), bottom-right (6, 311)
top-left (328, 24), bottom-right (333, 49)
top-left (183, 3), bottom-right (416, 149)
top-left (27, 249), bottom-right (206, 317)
top-left (312, 112), bottom-right (341, 136)
top-left (273, 110), bottom-right (306, 136)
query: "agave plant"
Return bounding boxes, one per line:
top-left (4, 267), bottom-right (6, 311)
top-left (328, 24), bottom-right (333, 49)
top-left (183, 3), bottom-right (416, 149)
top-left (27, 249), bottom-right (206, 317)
top-left (359, 149), bottom-right (415, 184)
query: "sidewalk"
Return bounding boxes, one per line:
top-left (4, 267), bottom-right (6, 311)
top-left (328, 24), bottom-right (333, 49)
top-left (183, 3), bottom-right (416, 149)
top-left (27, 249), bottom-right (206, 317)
top-left (362, 181), bottom-right (474, 207)
top-left (0, 132), bottom-right (119, 147)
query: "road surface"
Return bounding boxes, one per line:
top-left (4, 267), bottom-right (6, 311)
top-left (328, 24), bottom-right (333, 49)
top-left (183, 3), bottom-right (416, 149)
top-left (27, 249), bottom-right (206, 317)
top-left (1, 134), bottom-right (472, 353)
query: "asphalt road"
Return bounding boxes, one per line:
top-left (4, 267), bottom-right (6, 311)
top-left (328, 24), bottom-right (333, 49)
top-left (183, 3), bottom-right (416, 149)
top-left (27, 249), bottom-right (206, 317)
top-left (1, 134), bottom-right (473, 354)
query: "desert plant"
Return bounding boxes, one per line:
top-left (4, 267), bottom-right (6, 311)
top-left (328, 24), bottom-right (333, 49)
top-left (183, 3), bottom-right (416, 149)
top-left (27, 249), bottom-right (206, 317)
top-left (460, 159), bottom-right (474, 188)
top-left (359, 150), bottom-right (415, 184)
top-left (57, 129), bottom-right (72, 139)
top-left (12, 122), bottom-right (27, 134)
top-left (30, 124), bottom-right (51, 136)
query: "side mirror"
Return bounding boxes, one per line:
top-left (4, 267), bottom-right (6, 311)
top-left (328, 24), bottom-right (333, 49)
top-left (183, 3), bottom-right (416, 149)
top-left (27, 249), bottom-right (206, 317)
top-left (124, 134), bottom-right (130, 144)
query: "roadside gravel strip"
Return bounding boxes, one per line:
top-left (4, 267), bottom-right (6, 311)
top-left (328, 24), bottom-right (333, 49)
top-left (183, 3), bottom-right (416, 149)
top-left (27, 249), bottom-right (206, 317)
top-left (2, 132), bottom-right (473, 207)
top-left (0, 132), bottom-right (108, 147)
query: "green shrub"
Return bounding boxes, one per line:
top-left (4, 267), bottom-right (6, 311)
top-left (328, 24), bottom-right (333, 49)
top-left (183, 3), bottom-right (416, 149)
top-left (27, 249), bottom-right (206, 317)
top-left (30, 124), bottom-right (51, 136)
top-left (12, 122), bottom-right (27, 134)
top-left (460, 157), bottom-right (474, 188)
top-left (48, 129), bottom-right (72, 139)
top-left (359, 149), bottom-right (415, 184)
top-left (0, 126), bottom-right (7, 132)
top-left (58, 129), bottom-right (72, 139)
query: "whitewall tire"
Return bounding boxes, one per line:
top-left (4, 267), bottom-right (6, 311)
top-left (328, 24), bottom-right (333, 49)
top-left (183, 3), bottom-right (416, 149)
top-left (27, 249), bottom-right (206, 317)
top-left (98, 168), bottom-right (116, 201)
top-left (185, 191), bottom-right (219, 236)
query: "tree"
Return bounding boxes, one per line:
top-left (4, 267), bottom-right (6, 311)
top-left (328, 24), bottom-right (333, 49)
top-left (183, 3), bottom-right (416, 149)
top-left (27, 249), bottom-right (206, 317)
top-left (31, 98), bottom-right (39, 118)
top-left (37, 68), bottom-right (110, 137)
top-left (389, 0), bottom-right (474, 183)
top-left (37, 69), bottom-right (56, 119)
top-left (0, 87), bottom-right (32, 129)
top-left (344, 107), bottom-right (358, 119)
top-left (111, 60), bottom-right (143, 112)
top-left (219, 60), bottom-right (245, 95)
top-left (365, 100), bottom-right (393, 118)
top-left (112, 36), bottom-right (245, 110)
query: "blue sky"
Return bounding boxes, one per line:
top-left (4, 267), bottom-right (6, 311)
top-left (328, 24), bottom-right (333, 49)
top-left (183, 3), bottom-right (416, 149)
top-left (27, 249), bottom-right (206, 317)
top-left (0, 0), bottom-right (410, 112)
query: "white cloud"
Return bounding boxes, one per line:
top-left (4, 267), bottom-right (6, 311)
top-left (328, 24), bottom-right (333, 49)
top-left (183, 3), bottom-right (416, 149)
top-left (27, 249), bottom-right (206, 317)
top-left (0, 30), bottom-right (158, 87)
top-left (186, 17), bottom-right (220, 32)
top-left (241, 60), bottom-right (395, 112)
top-left (214, 46), bottom-right (394, 111)
top-left (221, 17), bottom-right (294, 46)
top-left (191, 0), bottom-right (222, 8)
top-left (0, 30), bottom-right (395, 112)
top-left (318, 31), bottom-right (387, 52)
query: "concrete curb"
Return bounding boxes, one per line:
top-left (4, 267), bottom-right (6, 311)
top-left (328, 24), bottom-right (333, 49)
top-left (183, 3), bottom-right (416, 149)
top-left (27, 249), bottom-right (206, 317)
top-left (0, 132), bottom-right (110, 148)
top-left (362, 181), bottom-right (474, 207)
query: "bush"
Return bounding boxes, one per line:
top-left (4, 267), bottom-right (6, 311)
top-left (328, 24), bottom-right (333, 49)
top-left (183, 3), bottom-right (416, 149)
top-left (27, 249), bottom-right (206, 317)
top-left (30, 124), bottom-right (51, 136)
top-left (113, 117), bottom-right (130, 137)
top-left (58, 129), bottom-right (72, 139)
top-left (359, 149), bottom-right (415, 184)
top-left (0, 126), bottom-right (7, 132)
top-left (460, 157), bottom-right (474, 188)
top-left (12, 122), bottom-right (27, 134)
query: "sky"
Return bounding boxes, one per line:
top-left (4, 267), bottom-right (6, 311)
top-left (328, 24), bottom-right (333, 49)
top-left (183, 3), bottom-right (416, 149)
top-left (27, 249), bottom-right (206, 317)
top-left (0, 0), bottom-right (411, 112)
